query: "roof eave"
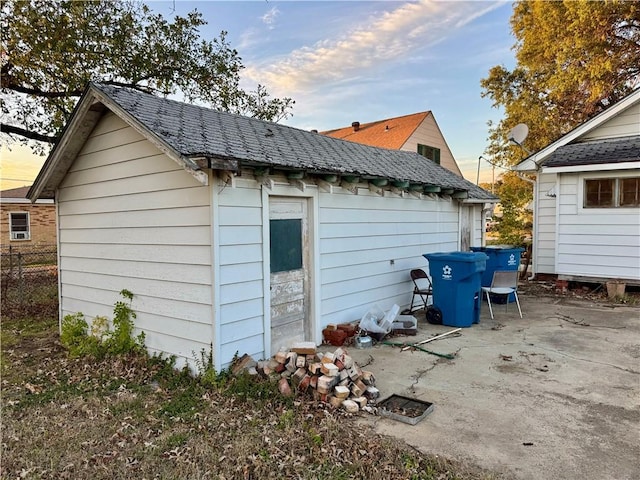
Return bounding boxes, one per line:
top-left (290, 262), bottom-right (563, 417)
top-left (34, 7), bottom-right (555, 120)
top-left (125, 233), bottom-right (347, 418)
top-left (513, 158), bottom-right (539, 172)
top-left (541, 160), bottom-right (640, 174)
top-left (514, 89), bottom-right (640, 172)
top-left (28, 83), bottom-right (209, 202)
top-left (28, 85), bottom-right (106, 201)
top-left (462, 197), bottom-right (499, 204)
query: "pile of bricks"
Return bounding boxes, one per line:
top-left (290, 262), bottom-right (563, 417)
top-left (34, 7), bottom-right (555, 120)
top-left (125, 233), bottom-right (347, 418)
top-left (322, 322), bottom-right (358, 346)
top-left (233, 342), bottom-right (380, 413)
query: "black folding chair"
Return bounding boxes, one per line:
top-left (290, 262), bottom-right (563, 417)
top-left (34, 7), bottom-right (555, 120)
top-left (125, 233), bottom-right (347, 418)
top-left (409, 269), bottom-right (433, 313)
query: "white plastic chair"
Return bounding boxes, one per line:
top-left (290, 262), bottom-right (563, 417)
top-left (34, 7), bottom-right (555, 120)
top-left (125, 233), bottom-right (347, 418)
top-left (482, 270), bottom-right (522, 319)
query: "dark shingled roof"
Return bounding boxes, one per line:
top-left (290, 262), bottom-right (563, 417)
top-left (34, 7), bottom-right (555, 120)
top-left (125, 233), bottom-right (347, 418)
top-left (95, 83), bottom-right (496, 201)
top-left (543, 135), bottom-right (640, 168)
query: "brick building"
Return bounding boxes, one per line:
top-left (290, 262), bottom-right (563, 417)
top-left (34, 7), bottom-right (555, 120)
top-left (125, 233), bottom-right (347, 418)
top-left (1, 186), bottom-right (57, 251)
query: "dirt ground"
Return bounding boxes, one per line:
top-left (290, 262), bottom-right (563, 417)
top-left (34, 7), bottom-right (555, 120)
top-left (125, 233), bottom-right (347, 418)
top-left (349, 287), bottom-right (640, 480)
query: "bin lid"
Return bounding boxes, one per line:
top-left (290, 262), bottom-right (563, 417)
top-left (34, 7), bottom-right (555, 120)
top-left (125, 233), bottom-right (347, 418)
top-left (484, 245), bottom-right (524, 251)
top-left (424, 251), bottom-right (488, 262)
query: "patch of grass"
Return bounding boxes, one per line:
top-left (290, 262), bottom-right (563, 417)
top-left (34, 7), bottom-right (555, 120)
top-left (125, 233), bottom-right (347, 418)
top-left (0, 313), bottom-right (60, 387)
top-left (108, 394), bottom-right (147, 419)
top-left (222, 370), bottom-right (290, 406)
top-left (12, 381), bottom-right (86, 410)
top-left (164, 432), bottom-right (190, 450)
top-left (1, 314), bottom-right (57, 348)
top-left (308, 462), bottom-right (358, 480)
top-left (612, 294), bottom-right (639, 305)
top-left (277, 408), bottom-right (296, 430)
top-left (311, 432), bottom-right (323, 446)
top-left (159, 383), bottom-right (205, 419)
top-left (2, 312), bottom-right (500, 480)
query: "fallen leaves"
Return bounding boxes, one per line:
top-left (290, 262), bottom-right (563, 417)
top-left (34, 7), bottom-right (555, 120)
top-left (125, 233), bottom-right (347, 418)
top-left (2, 315), bottom-right (494, 480)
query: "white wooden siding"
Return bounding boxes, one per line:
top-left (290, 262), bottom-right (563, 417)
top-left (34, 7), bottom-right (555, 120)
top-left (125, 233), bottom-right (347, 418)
top-left (467, 204), bottom-right (483, 247)
top-left (555, 171), bottom-right (640, 280)
top-left (216, 176), bottom-right (265, 363)
top-left (535, 172), bottom-right (558, 274)
top-left (582, 102), bottom-right (640, 141)
top-left (213, 175), bottom-right (464, 365)
top-left (471, 205), bottom-right (482, 248)
top-left (402, 114), bottom-right (463, 176)
top-left (58, 112), bottom-right (212, 365)
top-left (318, 189), bottom-right (459, 325)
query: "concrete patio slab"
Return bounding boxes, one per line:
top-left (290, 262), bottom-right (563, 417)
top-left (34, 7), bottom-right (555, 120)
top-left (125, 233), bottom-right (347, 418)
top-left (349, 293), bottom-right (640, 480)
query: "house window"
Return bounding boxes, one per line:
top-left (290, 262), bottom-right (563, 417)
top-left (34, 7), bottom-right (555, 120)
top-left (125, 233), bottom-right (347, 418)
top-left (417, 144), bottom-right (441, 164)
top-left (585, 179), bottom-right (614, 207)
top-left (584, 177), bottom-right (640, 208)
top-left (619, 178), bottom-right (640, 207)
top-left (9, 212), bottom-right (30, 240)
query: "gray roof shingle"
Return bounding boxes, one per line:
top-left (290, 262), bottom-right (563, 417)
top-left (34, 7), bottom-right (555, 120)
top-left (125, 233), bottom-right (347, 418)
top-left (95, 83), bottom-right (496, 200)
top-left (543, 135), bottom-right (640, 168)
top-left (1, 186), bottom-right (31, 199)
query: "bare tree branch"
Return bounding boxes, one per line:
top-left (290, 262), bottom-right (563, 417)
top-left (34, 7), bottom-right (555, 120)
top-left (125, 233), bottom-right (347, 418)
top-left (1, 123), bottom-right (57, 143)
top-left (1, 77), bottom-right (83, 98)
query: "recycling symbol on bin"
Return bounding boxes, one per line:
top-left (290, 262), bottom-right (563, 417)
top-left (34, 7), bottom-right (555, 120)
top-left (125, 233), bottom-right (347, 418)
top-left (508, 253), bottom-right (517, 266)
top-left (442, 265), bottom-right (453, 280)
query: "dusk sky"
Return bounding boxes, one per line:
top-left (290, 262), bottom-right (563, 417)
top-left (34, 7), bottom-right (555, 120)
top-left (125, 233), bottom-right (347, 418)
top-left (1, 0), bottom-right (517, 190)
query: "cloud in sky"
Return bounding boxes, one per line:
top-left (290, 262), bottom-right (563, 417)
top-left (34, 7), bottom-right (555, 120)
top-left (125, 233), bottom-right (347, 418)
top-left (260, 6), bottom-right (280, 30)
top-left (244, 0), bottom-right (502, 95)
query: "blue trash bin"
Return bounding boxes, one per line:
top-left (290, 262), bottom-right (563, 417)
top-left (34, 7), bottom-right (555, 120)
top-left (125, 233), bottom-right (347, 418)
top-left (470, 246), bottom-right (524, 303)
top-left (423, 252), bottom-right (487, 328)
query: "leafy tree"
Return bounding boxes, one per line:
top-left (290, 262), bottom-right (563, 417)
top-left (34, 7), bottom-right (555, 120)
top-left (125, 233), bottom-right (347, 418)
top-left (491, 172), bottom-right (533, 246)
top-left (1, 0), bottom-right (294, 151)
top-left (482, 0), bottom-right (639, 166)
top-left (480, 0), bottom-right (639, 243)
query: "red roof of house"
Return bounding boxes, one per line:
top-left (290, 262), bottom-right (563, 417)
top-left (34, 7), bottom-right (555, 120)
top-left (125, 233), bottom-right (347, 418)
top-left (321, 112), bottom-right (430, 149)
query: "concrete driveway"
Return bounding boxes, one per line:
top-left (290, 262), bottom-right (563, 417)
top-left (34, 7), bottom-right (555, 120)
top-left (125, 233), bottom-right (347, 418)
top-left (349, 293), bottom-right (640, 480)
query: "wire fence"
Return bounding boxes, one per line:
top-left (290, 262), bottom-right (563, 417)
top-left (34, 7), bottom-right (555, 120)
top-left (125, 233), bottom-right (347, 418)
top-left (1, 244), bottom-right (59, 319)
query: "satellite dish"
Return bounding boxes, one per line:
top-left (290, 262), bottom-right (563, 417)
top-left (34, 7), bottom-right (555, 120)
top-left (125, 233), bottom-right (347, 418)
top-left (507, 123), bottom-right (529, 145)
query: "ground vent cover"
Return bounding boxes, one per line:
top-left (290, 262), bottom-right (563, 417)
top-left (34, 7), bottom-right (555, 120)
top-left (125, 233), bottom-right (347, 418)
top-left (378, 394), bottom-right (434, 425)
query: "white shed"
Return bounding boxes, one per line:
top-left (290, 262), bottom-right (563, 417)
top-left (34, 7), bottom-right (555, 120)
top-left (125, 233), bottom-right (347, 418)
top-left (515, 88), bottom-right (640, 286)
top-left (29, 83), bottom-right (497, 369)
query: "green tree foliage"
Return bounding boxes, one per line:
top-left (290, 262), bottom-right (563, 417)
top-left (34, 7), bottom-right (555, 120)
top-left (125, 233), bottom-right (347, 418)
top-left (492, 172), bottom-right (533, 247)
top-left (480, 0), bottom-right (639, 243)
top-left (1, 0), bottom-right (294, 149)
top-left (482, 0), bottom-right (639, 166)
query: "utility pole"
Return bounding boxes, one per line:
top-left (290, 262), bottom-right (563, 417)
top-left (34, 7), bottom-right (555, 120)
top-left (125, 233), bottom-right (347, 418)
top-left (492, 164), bottom-right (495, 194)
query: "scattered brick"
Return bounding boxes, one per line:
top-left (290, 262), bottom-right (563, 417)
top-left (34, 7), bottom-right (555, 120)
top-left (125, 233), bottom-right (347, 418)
top-left (252, 344), bottom-right (379, 410)
top-left (278, 378), bottom-right (292, 397)
top-left (291, 341), bottom-right (317, 355)
top-left (342, 400), bottom-right (359, 413)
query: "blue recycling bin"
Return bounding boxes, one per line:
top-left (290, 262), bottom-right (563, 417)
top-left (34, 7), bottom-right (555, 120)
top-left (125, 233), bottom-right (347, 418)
top-left (470, 246), bottom-right (524, 303)
top-left (423, 252), bottom-right (487, 327)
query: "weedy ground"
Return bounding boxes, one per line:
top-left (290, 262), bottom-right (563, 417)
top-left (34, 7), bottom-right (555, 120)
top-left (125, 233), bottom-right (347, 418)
top-left (1, 310), bottom-right (499, 480)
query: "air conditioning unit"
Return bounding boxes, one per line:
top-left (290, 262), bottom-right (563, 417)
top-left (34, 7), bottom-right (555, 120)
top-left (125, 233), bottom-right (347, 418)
top-left (11, 232), bottom-right (28, 240)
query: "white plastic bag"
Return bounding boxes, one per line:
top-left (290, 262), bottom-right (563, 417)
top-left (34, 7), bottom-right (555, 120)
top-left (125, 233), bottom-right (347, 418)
top-left (359, 304), bottom-right (386, 334)
top-left (360, 304), bottom-right (399, 336)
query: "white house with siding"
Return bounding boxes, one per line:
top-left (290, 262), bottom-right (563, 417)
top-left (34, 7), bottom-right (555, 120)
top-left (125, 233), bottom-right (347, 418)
top-left (515, 88), bottom-right (640, 286)
top-left (29, 83), bottom-right (497, 370)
